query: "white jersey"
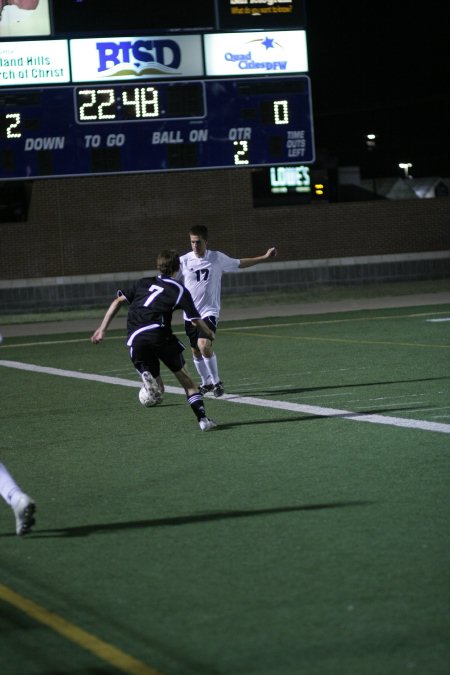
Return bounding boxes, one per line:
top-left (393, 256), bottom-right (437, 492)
top-left (179, 249), bottom-right (240, 319)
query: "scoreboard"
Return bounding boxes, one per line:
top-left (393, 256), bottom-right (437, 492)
top-left (0, 1), bottom-right (313, 180)
top-left (0, 77), bottom-right (313, 177)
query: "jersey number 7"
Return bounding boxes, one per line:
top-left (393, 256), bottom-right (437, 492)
top-left (143, 284), bottom-right (164, 306)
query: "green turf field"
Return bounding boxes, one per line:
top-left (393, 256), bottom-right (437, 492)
top-left (1, 302), bottom-right (449, 675)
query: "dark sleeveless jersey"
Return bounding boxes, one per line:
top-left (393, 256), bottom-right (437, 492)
top-left (118, 275), bottom-right (201, 345)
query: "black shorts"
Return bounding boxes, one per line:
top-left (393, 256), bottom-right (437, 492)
top-left (184, 316), bottom-right (217, 349)
top-left (129, 333), bottom-right (186, 377)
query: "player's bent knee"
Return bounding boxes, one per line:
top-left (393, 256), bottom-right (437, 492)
top-left (197, 339), bottom-right (213, 357)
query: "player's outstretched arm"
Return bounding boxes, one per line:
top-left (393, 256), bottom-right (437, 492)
top-left (91, 296), bottom-right (125, 344)
top-left (239, 247), bottom-right (277, 269)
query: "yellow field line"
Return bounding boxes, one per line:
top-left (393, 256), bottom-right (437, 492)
top-left (222, 309), bottom-right (450, 330)
top-left (2, 330), bottom-right (449, 351)
top-left (1, 309), bottom-right (449, 351)
top-left (220, 330), bottom-right (450, 349)
top-left (0, 584), bottom-right (162, 675)
top-left (0, 337), bottom-right (123, 349)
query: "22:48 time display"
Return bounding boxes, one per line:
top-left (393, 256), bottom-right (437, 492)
top-left (77, 87), bottom-right (159, 121)
top-left (75, 83), bottom-right (205, 123)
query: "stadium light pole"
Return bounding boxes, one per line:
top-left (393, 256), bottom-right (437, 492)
top-left (399, 162), bottom-right (413, 178)
top-left (365, 133), bottom-right (377, 196)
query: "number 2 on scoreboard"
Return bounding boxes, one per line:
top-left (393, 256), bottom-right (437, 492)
top-left (233, 140), bottom-right (249, 165)
top-left (5, 113), bottom-right (22, 139)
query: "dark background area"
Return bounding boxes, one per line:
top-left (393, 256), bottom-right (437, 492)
top-left (306, 0), bottom-right (448, 178)
top-left (50, 0), bottom-right (216, 33)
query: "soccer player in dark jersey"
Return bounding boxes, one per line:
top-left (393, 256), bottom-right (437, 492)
top-left (91, 250), bottom-right (217, 431)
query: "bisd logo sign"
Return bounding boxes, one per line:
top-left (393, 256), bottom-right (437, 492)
top-left (97, 39), bottom-right (181, 76)
top-left (69, 36), bottom-right (204, 82)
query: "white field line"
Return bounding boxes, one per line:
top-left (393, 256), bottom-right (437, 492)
top-left (1, 359), bottom-right (450, 435)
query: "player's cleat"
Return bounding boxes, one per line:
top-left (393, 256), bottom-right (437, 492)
top-left (199, 417), bottom-right (218, 431)
top-left (141, 371), bottom-right (163, 405)
top-left (199, 383), bottom-right (214, 395)
top-left (13, 494), bottom-right (36, 536)
top-left (213, 381), bottom-right (225, 398)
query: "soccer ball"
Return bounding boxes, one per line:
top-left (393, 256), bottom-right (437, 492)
top-left (138, 386), bottom-right (159, 407)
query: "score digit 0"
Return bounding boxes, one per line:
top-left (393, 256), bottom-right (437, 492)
top-left (273, 100), bottom-right (289, 125)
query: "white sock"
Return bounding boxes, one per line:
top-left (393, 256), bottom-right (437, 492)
top-left (193, 357), bottom-right (212, 386)
top-left (203, 354), bottom-right (220, 384)
top-left (0, 462), bottom-right (22, 506)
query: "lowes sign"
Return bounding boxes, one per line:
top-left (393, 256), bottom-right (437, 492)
top-left (70, 35), bottom-right (204, 81)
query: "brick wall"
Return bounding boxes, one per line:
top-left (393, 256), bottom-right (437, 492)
top-left (0, 168), bottom-right (449, 281)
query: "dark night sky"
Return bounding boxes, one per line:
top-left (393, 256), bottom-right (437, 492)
top-left (306, 0), bottom-right (449, 177)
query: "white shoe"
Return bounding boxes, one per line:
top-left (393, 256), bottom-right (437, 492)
top-left (199, 417), bottom-right (217, 431)
top-left (141, 371), bottom-right (163, 405)
top-left (13, 494), bottom-right (36, 536)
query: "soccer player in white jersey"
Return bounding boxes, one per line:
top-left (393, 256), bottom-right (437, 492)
top-left (0, 462), bottom-right (36, 535)
top-left (179, 226), bottom-right (277, 397)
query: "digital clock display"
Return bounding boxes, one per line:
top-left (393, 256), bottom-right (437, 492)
top-left (0, 76), bottom-right (314, 179)
top-left (75, 83), bottom-right (206, 123)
